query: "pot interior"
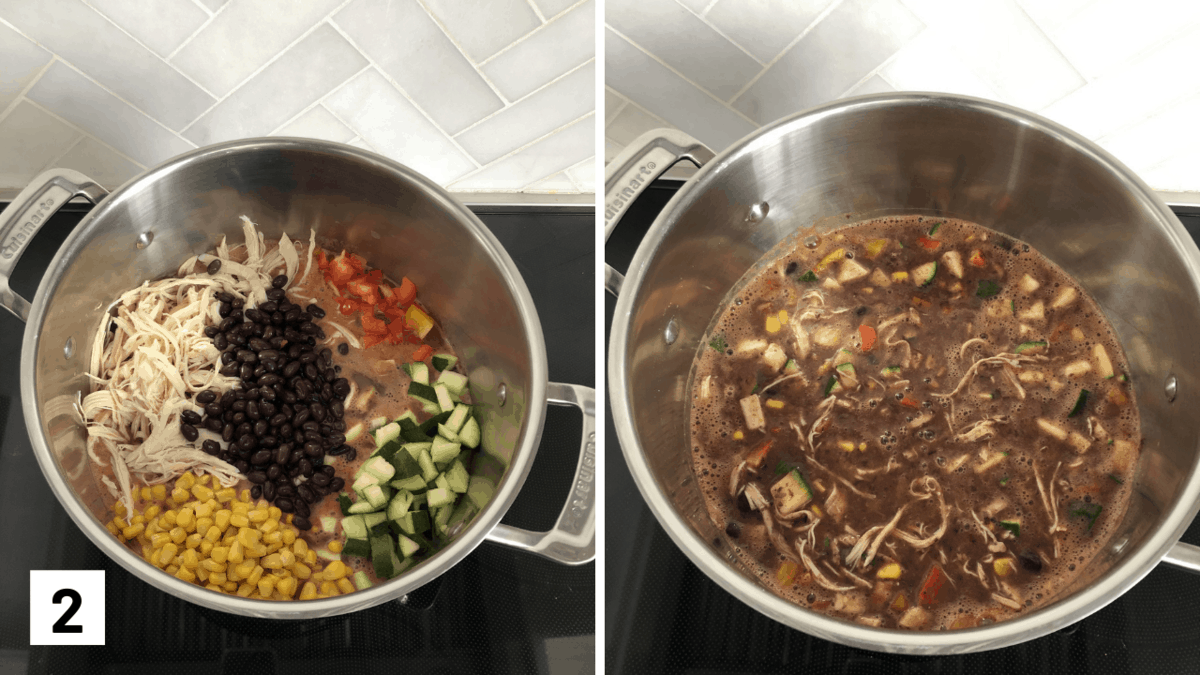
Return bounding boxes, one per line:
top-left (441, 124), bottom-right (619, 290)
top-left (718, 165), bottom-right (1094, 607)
top-left (29, 140), bottom-right (543, 594)
top-left (616, 95), bottom-right (1200, 642)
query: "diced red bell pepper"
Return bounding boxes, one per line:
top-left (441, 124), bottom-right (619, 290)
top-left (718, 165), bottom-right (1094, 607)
top-left (328, 255), bottom-right (356, 285)
top-left (919, 565), bottom-right (946, 605)
top-left (746, 440), bottom-right (774, 468)
top-left (381, 304), bottom-right (406, 320)
top-left (363, 332), bottom-right (387, 348)
top-left (916, 236), bottom-right (941, 251)
top-left (337, 298), bottom-right (363, 316)
top-left (968, 249), bottom-right (986, 267)
top-left (360, 313), bottom-right (387, 336)
top-left (395, 277), bottom-right (417, 306)
top-left (346, 279), bottom-right (380, 305)
top-left (859, 325), bottom-right (876, 352)
top-left (347, 254), bottom-right (365, 274)
top-left (900, 396), bottom-right (920, 409)
top-left (316, 250), bottom-right (329, 270)
top-left (412, 345), bottom-right (433, 362)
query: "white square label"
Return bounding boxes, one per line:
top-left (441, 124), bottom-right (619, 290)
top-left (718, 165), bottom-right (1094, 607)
top-left (29, 570), bottom-right (105, 646)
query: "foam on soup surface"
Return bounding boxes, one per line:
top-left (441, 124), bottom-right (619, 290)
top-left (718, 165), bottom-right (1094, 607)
top-left (689, 216), bottom-right (1140, 630)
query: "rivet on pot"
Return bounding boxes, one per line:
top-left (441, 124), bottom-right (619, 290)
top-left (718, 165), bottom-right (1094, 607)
top-left (497, 382), bottom-right (507, 407)
top-left (746, 201), bottom-right (769, 223)
top-left (136, 231), bottom-right (154, 249)
top-left (1165, 374), bottom-right (1177, 403)
top-left (63, 336), bottom-right (75, 359)
top-left (664, 317), bottom-right (678, 345)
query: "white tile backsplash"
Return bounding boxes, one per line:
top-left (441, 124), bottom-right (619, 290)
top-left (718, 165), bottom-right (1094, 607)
top-left (607, 0), bottom-right (1200, 193)
top-left (0, 0), bottom-right (594, 194)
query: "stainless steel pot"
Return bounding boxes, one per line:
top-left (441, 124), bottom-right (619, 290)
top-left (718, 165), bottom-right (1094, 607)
top-left (2, 138), bottom-right (594, 618)
top-left (605, 93), bottom-right (1200, 654)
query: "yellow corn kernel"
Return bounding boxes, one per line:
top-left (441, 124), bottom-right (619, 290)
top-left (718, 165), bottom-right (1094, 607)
top-left (299, 582), bottom-right (317, 600)
top-left (227, 540), bottom-right (244, 565)
top-left (181, 548), bottom-right (200, 569)
top-left (122, 523), bottom-right (145, 539)
top-left (323, 561), bottom-right (347, 581)
top-left (250, 543), bottom-right (269, 558)
top-left (214, 509), bottom-right (232, 530)
top-left (733, 430), bottom-right (744, 440)
top-left (305, 550), bottom-right (317, 565)
top-left (165, 564), bottom-right (180, 575)
top-left (185, 533), bottom-right (203, 549)
top-left (198, 474), bottom-right (212, 487)
top-left (171, 487), bottom-right (189, 503)
top-left (328, 540), bottom-right (343, 554)
top-left (215, 487), bottom-right (236, 503)
top-left (281, 529), bottom-right (296, 545)
top-left (195, 516), bottom-right (214, 534)
top-left (169, 526), bottom-right (187, 544)
top-left (336, 578), bottom-right (354, 595)
top-left (261, 553), bottom-right (283, 569)
top-left (258, 574), bottom-right (278, 597)
top-left (237, 527), bottom-right (261, 548)
top-left (765, 315), bottom-right (781, 333)
top-left (199, 540), bottom-right (214, 556)
top-left (235, 559), bottom-right (256, 577)
top-left (145, 520), bottom-right (162, 535)
top-left (237, 584), bottom-right (254, 597)
top-left (226, 565), bottom-right (242, 582)
top-left (204, 525), bottom-right (223, 542)
top-left (176, 471), bottom-right (196, 491)
top-left (176, 507), bottom-right (194, 529)
top-left (223, 581), bottom-right (238, 593)
top-left (256, 499), bottom-right (270, 510)
top-left (194, 502), bottom-right (213, 518)
top-left (239, 489), bottom-right (252, 502)
top-left (200, 558), bottom-right (226, 573)
top-left (876, 563), bottom-right (902, 579)
top-left (246, 565), bottom-right (264, 587)
top-left (114, 516), bottom-right (129, 530)
top-left (291, 563), bottom-right (311, 580)
top-left (320, 581), bottom-right (339, 596)
top-left (260, 518), bottom-right (280, 535)
top-left (151, 484), bottom-right (167, 500)
top-left (293, 539), bottom-right (309, 556)
top-left (277, 576), bottom-right (297, 598)
top-left (143, 504), bottom-right (161, 521)
top-left (262, 531), bottom-right (282, 545)
top-left (196, 565), bottom-right (209, 582)
top-left (175, 567), bottom-right (196, 583)
top-left (140, 485), bottom-right (152, 501)
top-left (113, 501), bottom-right (127, 517)
top-left (161, 510), bottom-right (178, 527)
top-left (994, 558), bottom-right (1015, 577)
top-left (229, 513), bottom-right (250, 529)
top-left (266, 505), bottom-right (280, 519)
top-left (150, 532), bottom-right (172, 549)
top-left (158, 543), bottom-right (178, 566)
top-left (105, 521), bottom-right (120, 537)
top-left (248, 509), bottom-right (269, 524)
top-left (276, 549), bottom-right (295, 567)
top-left (209, 572), bottom-right (227, 586)
top-left (131, 514), bottom-right (145, 526)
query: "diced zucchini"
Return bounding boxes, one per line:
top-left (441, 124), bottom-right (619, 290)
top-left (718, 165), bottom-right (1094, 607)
top-left (437, 423), bottom-right (460, 443)
top-left (941, 250), bottom-right (963, 278)
top-left (431, 354), bottom-right (458, 371)
top-left (373, 422), bottom-right (401, 448)
top-left (353, 571), bottom-right (373, 590)
top-left (319, 516), bottom-right (337, 533)
top-left (430, 435), bottom-right (461, 464)
top-left (458, 417), bottom-right (481, 449)
top-left (1063, 359), bottom-right (1092, 378)
top-left (404, 361), bottom-right (430, 385)
top-left (387, 490), bottom-right (413, 521)
top-left (1018, 301), bottom-right (1045, 323)
top-left (368, 416), bottom-right (389, 431)
top-left (390, 474), bottom-right (427, 492)
top-left (342, 538), bottom-right (371, 558)
top-left (403, 441), bottom-right (433, 459)
top-left (467, 475), bottom-right (495, 511)
top-left (394, 410), bottom-right (419, 429)
top-left (445, 460), bottom-right (470, 493)
top-left (1020, 274), bottom-right (1040, 294)
top-left (433, 383), bottom-right (455, 412)
top-left (770, 469), bottom-right (813, 514)
top-left (316, 549), bottom-right (341, 562)
top-left (912, 262), bottom-right (937, 286)
top-left (1015, 341), bottom-right (1046, 354)
top-left (427, 487), bottom-right (454, 509)
top-left (1068, 431), bottom-right (1091, 453)
top-left (363, 512), bottom-right (387, 530)
top-left (762, 343), bottom-right (788, 372)
top-left (433, 503), bottom-right (454, 535)
top-left (370, 534), bottom-right (396, 578)
top-left (363, 484), bottom-right (390, 510)
top-left (341, 515), bottom-right (368, 539)
top-left (838, 258), bottom-right (870, 283)
top-left (347, 501), bottom-right (376, 515)
top-left (1037, 418), bottom-right (1068, 441)
top-left (363, 456), bottom-right (396, 482)
top-left (823, 374), bottom-right (842, 396)
top-left (409, 510), bottom-right (431, 534)
top-left (443, 404), bottom-right (471, 434)
top-left (1068, 389), bottom-right (1090, 417)
top-left (355, 387), bottom-right (376, 410)
top-left (736, 338), bottom-right (767, 355)
top-left (1093, 344), bottom-right (1114, 379)
top-left (417, 448), bottom-right (439, 482)
top-left (418, 410), bottom-right (453, 436)
top-left (740, 394), bottom-right (765, 430)
top-left (345, 422), bottom-right (365, 443)
top-left (397, 534), bottom-right (421, 558)
top-left (352, 473), bottom-right (379, 493)
top-left (437, 370), bottom-right (469, 396)
top-left (408, 381), bottom-right (437, 404)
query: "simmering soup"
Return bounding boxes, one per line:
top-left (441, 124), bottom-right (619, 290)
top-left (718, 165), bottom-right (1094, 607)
top-left (690, 216), bottom-right (1140, 630)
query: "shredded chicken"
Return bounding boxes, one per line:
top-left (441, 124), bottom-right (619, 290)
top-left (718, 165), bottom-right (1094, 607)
top-left (892, 477), bottom-right (951, 549)
top-left (84, 219), bottom-right (315, 515)
top-left (797, 540), bottom-right (857, 592)
top-left (1033, 460), bottom-right (1066, 534)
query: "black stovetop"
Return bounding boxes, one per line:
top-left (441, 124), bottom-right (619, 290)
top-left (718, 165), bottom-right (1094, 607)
top-left (0, 201), bottom-right (594, 674)
top-left (605, 181), bottom-right (1200, 675)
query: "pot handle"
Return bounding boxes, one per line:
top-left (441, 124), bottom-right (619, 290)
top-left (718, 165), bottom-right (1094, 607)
top-left (1161, 541), bottom-right (1200, 574)
top-left (0, 168), bottom-right (108, 322)
top-left (485, 382), bottom-right (596, 565)
top-left (603, 129), bottom-right (713, 296)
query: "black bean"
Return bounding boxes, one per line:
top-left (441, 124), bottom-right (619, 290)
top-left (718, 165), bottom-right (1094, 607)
top-left (288, 448), bottom-right (304, 465)
top-left (332, 379), bottom-right (350, 397)
top-left (236, 422), bottom-right (253, 438)
top-left (249, 484), bottom-right (262, 500)
top-left (324, 431), bottom-right (345, 446)
top-left (221, 350), bottom-right (236, 365)
top-left (245, 308), bottom-right (265, 324)
top-left (310, 472), bottom-right (331, 487)
top-left (258, 349), bottom-right (280, 362)
top-left (293, 408), bottom-right (310, 426)
top-left (247, 400), bottom-right (260, 420)
top-left (271, 274), bottom-right (288, 288)
top-left (218, 317), bottom-right (237, 332)
top-left (297, 484), bottom-right (316, 503)
top-left (304, 430), bottom-right (322, 443)
top-left (300, 322), bottom-right (319, 335)
top-left (320, 464), bottom-right (336, 477)
top-left (220, 364), bottom-right (240, 377)
top-left (222, 423), bottom-right (236, 442)
top-left (231, 333), bottom-right (247, 347)
top-left (282, 361), bottom-right (301, 378)
top-left (267, 288), bottom-right (286, 300)
top-left (196, 390), bottom-right (216, 404)
top-left (249, 337), bottom-right (270, 352)
top-left (253, 419), bottom-right (269, 437)
top-left (251, 450), bottom-right (272, 465)
top-left (293, 430), bottom-right (306, 445)
top-left (303, 441), bottom-right (322, 457)
top-left (319, 384), bottom-right (332, 402)
top-left (223, 410), bottom-right (236, 423)
top-left (320, 347), bottom-right (332, 364)
top-left (268, 311), bottom-right (283, 325)
top-left (331, 420), bottom-right (346, 432)
top-left (327, 444), bottom-right (350, 456)
top-left (262, 481), bottom-right (276, 501)
top-left (216, 292), bottom-right (234, 304)
top-left (321, 368), bottom-right (335, 383)
top-left (275, 445), bottom-right (291, 465)
top-left (259, 301), bottom-right (278, 314)
top-left (726, 522), bottom-right (741, 538)
top-left (281, 389), bottom-right (297, 405)
top-left (180, 423), bottom-right (199, 442)
top-left (238, 434), bottom-right (257, 451)
top-left (298, 458), bottom-right (313, 476)
top-left (269, 336), bottom-right (286, 349)
top-left (1019, 550), bottom-right (1044, 573)
top-left (277, 484), bottom-right (297, 498)
top-left (267, 464), bottom-right (283, 481)
top-left (292, 516), bottom-right (311, 531)
top-left (302, 420), bottom-right (320, 432)
top-left (236, 349), bottom-right (257, 364)
top-left (343, 447), bottom-right (356, 462)
top-left (311, 483), bottom-right (330, 497)
top-left (259, 373), bottom-right (282, 387)
top-left (337, 342), bottom-right (349, 355)
top-left (294, 498), bottom-right (310, 519)
top-left (207, 259), bottom-right (222, 275)
top-left (204, 325), bottom-right (219, 338)
top-left (269, 413), bottom-right (288, 428)
top-left (180, 409), bottom-right (202, 426)
top-left (329, 477), bottom-right (345, 491)
top-left (205, 417), bottom-right (224, 433)
top-left (218, 302), bottom-right (232, 318)
top-left (247, 471), bottom-right (267, 484)
top-left (234, 460), bottom-right (250, 473)
top-left (239, 363), bottom-right (254, 380)
top-left (232, 412), bottom-right (247, 426)
top-left (276, 498), bottom-right (294, 513)
top-left (258, 400), bottom-right (276, 418)
top-left (330, 401), bottom-right (345, 420)
top-left (201, 439), bottom-right (221, 455)
top-left (285, 308), bottom-right (302, 324)
top-left (201, 401), bottom-right (220, 417)
top-left (302, 363), bottom-right (317, 381)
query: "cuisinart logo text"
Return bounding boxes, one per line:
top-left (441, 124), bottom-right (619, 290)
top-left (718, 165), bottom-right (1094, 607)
top-left (2, 196), bottom-right (57, 260)
top-left (604, 161), bottom-right (656, 223)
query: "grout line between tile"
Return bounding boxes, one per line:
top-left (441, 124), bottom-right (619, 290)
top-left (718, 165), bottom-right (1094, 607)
top-left (477, 0), bottom-right (590, 66)
top-left (614, 96), bottom-right (677, 131)
top-left (78, 0), bottom-right (221, 100)
top-left (561, 155), bottom-right (594, 191)
top-left (523, 0), bottom-right (547, 23)
top-left (606, 99), bottom-right (628, 130)
top-left (0, 55), bottom-right (55, 129)
top-left (40, 133), bottom-right (85, 172)
top-left (168, 0), bottom-right (232, 60)
top-left (451, 57), bottom-right (594, 138)
top-left (318, 102), bottom-right (381, 154)
top-left (835, 36), bottom-right (912, 99)
top-left (187, 0), bottom-right (214, 17)
top-left (727, 0), bottom-right (846, 107)
top-left (1011, 0), bottom-right (1091, 89)
top-left (264, 63), bottom-right (372, 136)
top-left (178, 0), bottom-right (356, 133)
top-left (669, 0), bottom-right (767, 67)
top-left (701, 0), bottom-right (720, 15)
top-left (323, 21), bottom-right (483, 168)
top-left (411, 0), bottom-right (512, 105)
top-left (606, 26), bottom-right (760, 128)
top-left (23, 97), bottom-right (150, 170)
top-left (450, 112), bottom-right (593, 185)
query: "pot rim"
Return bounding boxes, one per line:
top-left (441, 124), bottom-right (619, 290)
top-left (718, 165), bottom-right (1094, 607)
top-left (608, 92), bottom-right (1200, 654)
top-left (22, 137), bottom-right (549, 618)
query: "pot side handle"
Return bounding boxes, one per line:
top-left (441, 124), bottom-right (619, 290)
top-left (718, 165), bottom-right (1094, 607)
top-left (0, 169), bottom-right (108, 322)
top-left (603, 129), bottom-right (713, 297)
top-left (1161, 541), bottom-right (1200, 574)
top-left (485, 382), bottom-right (596, 565)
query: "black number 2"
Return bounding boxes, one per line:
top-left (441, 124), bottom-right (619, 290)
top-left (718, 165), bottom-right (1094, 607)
top-left (51, 589), bottom-right (83, 633)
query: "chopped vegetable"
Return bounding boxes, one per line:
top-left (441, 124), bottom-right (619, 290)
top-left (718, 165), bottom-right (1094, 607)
top-left (1051, 286), bottom-right (1078, 309)
top-left (859, 325), bottom-right (877, 352)
top-left (891, 271), bottom-right (909, 283)
top-left (798, 270), bottom-right (818, 282)
top-left (1036, 418), bottom-right (1068, 441)
top-left (916, 236), bottom-right (941, 251)
top-left (1063, 359), bottom-right (1092, 378)
top-left (1108, 474), bottom-right (1124, 484)
top-left (968, 249), bottom-right (986, 267)
top-left (1068, 389), bottom-right (1090, 417)
top-left (814, 248), bottom-right (845, 273)
top-left (976, 279), bottom-right (1001, 299)
top-left (865, 239), bottom-right (889, 259)
top-left (928, 222), bottom-right (942, 236)
top-left (740, 394), bottom-right (766, 430)
top-left (777, 560), bottom-right (800, 587)
top-left (877, 562), bottom-right (902, 579)
top-left (941, 250), bottom-right (963, 278)
top-left (918, 566), bottom-right (945, 605)
top-left (824, 375), bottom-right (841, 397)
top-left (838, 258), bottom-right (870, 283)
top-left (770, 469), bottom-right (814, 514)
top-left (1093, 344), bottom-right (1114, 379)
top-left (899, 396), bottom-right (920, 409)
top-left (774, 461), bottom-right (790, 475)
top-left (1069, 502), bottom-right (1103, 531)
top-left (1018, 301), bottom-right (1045, 323)
top-left (762, 343), bottom-right (788, 371)
top-left (994, 558), bottom-right (1015, 577)
top-left (1019, 274), bottom-right (1040, 294)
top-left (1014, 340), bottom-right (1046, 354)
top-left (709, 335), bottom-right (728, 352)
top-left (998, 520), bottom-right (1020, 537)
top-left (912, 262), bottom-right (937, 286)
top-left (747, 440), bottom-right (773, 468)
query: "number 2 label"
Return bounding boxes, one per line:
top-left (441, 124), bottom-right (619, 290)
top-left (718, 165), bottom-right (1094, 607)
top-left (29, 571), bottom-right (105, 645)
